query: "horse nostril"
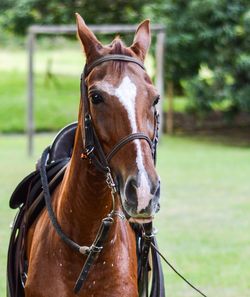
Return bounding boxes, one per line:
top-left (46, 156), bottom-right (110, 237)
top-left (125, 177), bottom-right (138, 207)
top-left (151, 180), bottom-right (160, 198)
top-left (156, 202), bottom-right (161, 212)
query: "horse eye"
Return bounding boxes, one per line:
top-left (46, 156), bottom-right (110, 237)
top-left (153, 96), bottom-right (160, 106)
top-left (90, 93), bottom-right (103, 104)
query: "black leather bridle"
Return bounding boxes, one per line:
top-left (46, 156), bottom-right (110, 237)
top-left (39, 54), bottom-right (159, 294)
top-left (80, 54), bottom-right (159, 186)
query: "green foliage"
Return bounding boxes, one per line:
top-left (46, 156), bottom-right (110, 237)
top-left (145, 0), bottom-right (250, 114)
top-left (0, 0), bottom-right (151, 35)
top-left (0, 71), bottom-right (79, 133)
top-left (183, 69), bottom-right (234, 115)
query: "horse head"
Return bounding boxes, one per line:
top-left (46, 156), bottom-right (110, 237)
top-left (76, 14), bottom-right (161, 224)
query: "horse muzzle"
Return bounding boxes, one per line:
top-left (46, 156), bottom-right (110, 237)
top-left (120, 174), bottom-right (161, 222)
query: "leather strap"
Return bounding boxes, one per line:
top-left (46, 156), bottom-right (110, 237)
top-left (138, 223), bottom-right (154, 297)
top-left (86, 54), bottom-right (145, 76)
top-left (106, 133), bottom-right (153, 162)
top-left (40, 146), bottom-right (87, 253)
top-left (74, 217), bottom-right (114, 294)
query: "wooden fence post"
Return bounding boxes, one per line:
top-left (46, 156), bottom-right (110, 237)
top-left (166, 80), bottom-right (174, 134)
top-left (27, 31), bottom-right (35, 156)
top-left (156, 31), bottom-right (166, 137)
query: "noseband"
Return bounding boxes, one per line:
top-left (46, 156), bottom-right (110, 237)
top-left (80, 54), bottom-right (159, 192)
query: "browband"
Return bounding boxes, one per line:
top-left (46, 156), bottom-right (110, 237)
top-left (85, 54), bottom-right (146, 76)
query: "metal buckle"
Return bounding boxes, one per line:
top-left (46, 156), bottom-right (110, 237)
top-left (106, 168), bottom-right (117, 193)
top-left (90, 244), bottom-right (103, 253)
top-left (85, 113), bottom-right (92, 122)
top-left (142, 227), bottom-right (158, 241)
top-left (109, 211), bottom-right (126, 220)
top-left (80, 146), bottom-right (94, 160)
top-left (79, 245), bottom-right (90, 255)
top-left (21, 272), bottom-right (27, 288)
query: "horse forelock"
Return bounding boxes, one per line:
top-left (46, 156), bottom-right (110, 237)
top-left (107, 38), bottom-right (135, 75)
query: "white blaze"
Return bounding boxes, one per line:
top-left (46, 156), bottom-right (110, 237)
top-left (97, 76), bottom-right (152, 212)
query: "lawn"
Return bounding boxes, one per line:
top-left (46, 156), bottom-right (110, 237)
top-left (0, 134), bottom-right (249, 296)
top-left (0, 44), bottom-right (157, 133)
top-left (0, 45), bottom-right (83, 133)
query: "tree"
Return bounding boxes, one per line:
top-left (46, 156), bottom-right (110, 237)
top-left (145, 0), bottom-right (250, 113)
top-left (0, 0), bottom-right (151, 35)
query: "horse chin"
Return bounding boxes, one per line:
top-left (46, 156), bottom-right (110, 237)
top-left (128, 217), bottom-right (154, 224)
top-left (118, 187), bottom-right (156, 224)
top-left (118, 198), bottom-right (154, 224)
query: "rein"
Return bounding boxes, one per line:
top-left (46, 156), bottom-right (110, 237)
top-left (150, 242), bottom-right (208, 297)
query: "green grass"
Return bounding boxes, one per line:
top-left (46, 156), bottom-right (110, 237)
top-left (0, 46), bottom-right (83, 132)
top-left (0, 46), bottom-right (157, 133)
top-left (0, 135), bottom-right (249, 296)
top-left (0, 71), bottom-right (81, 132)
top-left (156, 137), bottom-right (250, 296)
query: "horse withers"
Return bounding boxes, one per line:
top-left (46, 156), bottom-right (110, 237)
top-left (7, 13), bottom-right (165, 297)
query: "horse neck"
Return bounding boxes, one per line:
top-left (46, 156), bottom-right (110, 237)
top-left (55, 120), bottom-right (112, 240)
top-left (54, 111), bottom-right (138, 295)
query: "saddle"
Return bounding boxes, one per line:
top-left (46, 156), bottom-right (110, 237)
top-left (7, 122), bottom-right (77, 297)
top-left (7, 122), bottom-right (165, 297)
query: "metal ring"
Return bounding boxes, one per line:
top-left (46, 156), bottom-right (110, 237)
top-left (90, 244), bottom-right (103, 253)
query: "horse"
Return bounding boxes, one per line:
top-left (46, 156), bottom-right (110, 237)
top-left (7, 13), bottom-right (164, 297)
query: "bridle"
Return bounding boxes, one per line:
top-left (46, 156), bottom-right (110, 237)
top-left (39, 54), bottom-right (159, 294)
top-left (80, 54), bottom-right (159, 187)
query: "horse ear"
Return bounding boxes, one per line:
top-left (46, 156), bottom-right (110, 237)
top-left (75, 13), bottom-right (102, 61)
top-left (130, 19), bottom-right (151, 61)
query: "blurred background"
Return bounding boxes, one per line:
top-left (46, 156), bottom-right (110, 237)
top-left (0, 1), bottom-right (249, 296)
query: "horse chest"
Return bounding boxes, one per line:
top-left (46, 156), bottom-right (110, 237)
top-left (82, 258), bottom-right (138, 297)
top-left (25, 238), bottom-right (138, 297)
top-left (31, 263), bottom-right (137, 297)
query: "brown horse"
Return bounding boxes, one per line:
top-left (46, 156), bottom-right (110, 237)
top-left (25, 14), bottom-right (161, 297)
